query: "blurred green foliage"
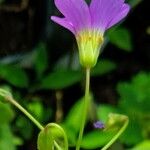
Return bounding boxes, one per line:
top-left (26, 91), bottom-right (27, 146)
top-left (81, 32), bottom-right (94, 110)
top-left (34, 43), bottom-right (48, 79)
top-left (61, 95), bottom-right (129, 149)
top-left (108, 27), bottom-right (133, 52)
top-left (118, 72), bottom-right (150, 145)
top-left (62, 97), bottom-right (86, 145)
top-left (41, 70), bottom-right (83, 89)
top-left (96, 72), bottom-right (150, 148)
top-left (0, 101), bottom-right (19, 150)
top-left (0, 0), bottom-right (4, 4)
top-left (0, 65), bottom-right (29, 88)
top-left (127, 0), bottom-right (143, 7)
top-left (131, 140), bottom-right (150, 150)
top-left (0, 0), bottom-right (149, 149)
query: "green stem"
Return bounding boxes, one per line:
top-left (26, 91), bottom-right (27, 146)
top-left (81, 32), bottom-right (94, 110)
top-left (0, 89), bottom-right (66, 150)
top-left (76, 68), bottom-right (90, 150)
top-left (6, 96), bottom-right (66, 150)
top-left (50, 123), bottom-right (68, 150)
top-left (54, 141), bottom-right (62, 150)
top-left (101, 118), bottom-right (129, 150)
top-left (6, 96), bottom-right (44, 130)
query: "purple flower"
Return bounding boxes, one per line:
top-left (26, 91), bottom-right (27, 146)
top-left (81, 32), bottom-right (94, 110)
top-left (51, 0), bottom-right (130, 68)
top-left (93, 121), bottom-right (105, 129)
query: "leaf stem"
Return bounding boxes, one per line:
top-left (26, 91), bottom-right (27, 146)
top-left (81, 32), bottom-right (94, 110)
top-left (1, 89), bottom-right (67, 150)
top-left (76, 68), bottom-right (90, 150)
top-left (5, 95), bottom-right (44, 130)
top-left (101, 118), bottom-right (129, 150)
top-left (54, 141), bottom-right (63, 150)
top-left (50, 123), bottom-right (69, 150)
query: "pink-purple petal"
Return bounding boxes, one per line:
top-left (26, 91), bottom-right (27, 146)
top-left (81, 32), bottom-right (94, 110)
top-left (90, 0), bottom-right (130, 32)
top-left (54, 0), bottom-right (91, 32)
top-left (51, 16), bottom-right (75, 34)
top-left (106, 4), bottom-right (130, 29)
top-left (51, 0), bottom-right (130, 35)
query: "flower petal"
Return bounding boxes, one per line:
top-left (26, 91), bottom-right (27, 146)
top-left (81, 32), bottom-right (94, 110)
top-left (51, 16), bottom-right (75, 34)
top-left (90, 0), bottom-right (129, 32)
top-left (106, 4), bottom-right (130, 29)
top-left (54, 0), bottom-right (91, 32)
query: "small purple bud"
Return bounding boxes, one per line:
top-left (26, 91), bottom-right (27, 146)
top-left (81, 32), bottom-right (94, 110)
top-left (93, 121), bottom-right (105, 129)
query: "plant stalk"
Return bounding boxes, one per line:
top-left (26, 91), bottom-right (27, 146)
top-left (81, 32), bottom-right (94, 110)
top-left (76, 68), bottom-right (90, 150)
top-left (6, 96), bottom-right (44, 130)
top-left (101, 118), bottom-right (129, 150)
top-left (0, 89), bottom-right (66, 150)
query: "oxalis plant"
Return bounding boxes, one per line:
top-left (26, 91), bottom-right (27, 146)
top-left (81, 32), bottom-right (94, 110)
top-left (0, 0), bottom-right (130, 150)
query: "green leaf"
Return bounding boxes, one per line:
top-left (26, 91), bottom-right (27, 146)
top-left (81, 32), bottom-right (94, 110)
top-left (64, 94), bottom-right (93, 133)
top-left (108, 27), bottom-right (133, 52)
top-left (27, 100), bottom-right (44, 122)
top-left (127, 0), bottom-right (143, 7)
top-left (131, 140), bottom-right (150, 150)
top-left (116, 72), bottom-right (150, 145)
top-left (120, 119), bottom-right (144, 145)
top-left (0, 101), bottom-right (14, 124)
top-left (15, 116), bottom-right (33, 140)
top-left (12, 136), bottom-right (23, 146)
top-left (37, 123), bottom-right (68, 150)
top-left (91, 60), bottom-right (117, 76)
top-left (26, 98), bottom-right (52, 123)
top-left (64, 99), bottom-right (84, 133)
top-left (62, 95), bottom-right (93, 145)
top-left (117, 72), bottom-right (150, 113)
top-left (81, 130), bottom-right (114, 149)
top-left (0, 124), bottom-right (16, 150)
top-left (97, 104), bottom-right (119, 122)
top-left (61, 124), bottom-right (77, 146)
top-left (0, 0), bottom-right (5, 4)
top-left (0, 65), bottom-right (29, 88)
top-left (41, 70), bottom-right (82, 89)
top-left (34, 43), bottom-right (48, 78)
